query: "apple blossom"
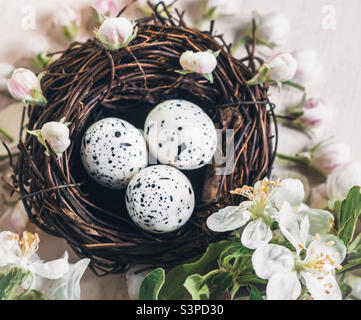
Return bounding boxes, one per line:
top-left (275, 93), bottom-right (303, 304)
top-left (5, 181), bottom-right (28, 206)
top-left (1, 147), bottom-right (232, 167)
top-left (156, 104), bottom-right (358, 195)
top-left (255, 12), bottom-right (290, 46)
top-left (28, 119), bottom-right (71, 158)
top-left (95, 17), bottom-right (137, 50)
top-left (326, 161), bottom-right (361, 201)
top-left (206, 178), bottom-right (305, 249)
top-left (0, 231), bottom-right (70, 282)
top-left (7, 68), bottom-right (47, 106)
top-left (293, 49), bottom-right (322, 83)
top-left (252, 203), bottom-right (345, 300)
top-left (0, 63), bottom-right (14, 91)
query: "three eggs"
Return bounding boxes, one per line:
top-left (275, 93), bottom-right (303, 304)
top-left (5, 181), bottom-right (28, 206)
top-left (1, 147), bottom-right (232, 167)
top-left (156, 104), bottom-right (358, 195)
top-left (80, 99), bottom-right (218, 234)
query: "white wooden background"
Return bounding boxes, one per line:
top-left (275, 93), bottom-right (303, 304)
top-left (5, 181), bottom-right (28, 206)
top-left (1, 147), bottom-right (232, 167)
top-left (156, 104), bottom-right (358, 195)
top-left (0, 0), bottom-right (360, 299)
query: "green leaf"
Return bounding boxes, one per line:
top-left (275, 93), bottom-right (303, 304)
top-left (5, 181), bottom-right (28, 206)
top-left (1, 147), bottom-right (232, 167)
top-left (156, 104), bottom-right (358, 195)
top-left (184, 274), bottom-right (210, 300)
top-left (138, 268), bottom-right (165, 300)
top-left (211, 272), bottom-right (233, 292)
top-left (340, 282), bottom-right (352, 300)
top-left (158, 240), bottom-right (230, 300)
top-left (204, 72), bottom-right (214, 83)
top-left (249, 284), bottom-right (264, 300)
top-left (338, 186), bottom-right (361, 246)
top-left (0, 268), bottom-right (30, 300)
top-left (219, 237), bottom-right (251, 272)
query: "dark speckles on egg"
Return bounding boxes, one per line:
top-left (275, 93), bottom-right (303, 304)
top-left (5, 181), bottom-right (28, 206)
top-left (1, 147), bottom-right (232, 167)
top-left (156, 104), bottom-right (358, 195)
top-left (144, 99), bottom-right (218, 170)
top-left (125, 165), bottom-right (195, 234)
top-left (80, 117), bottom-right (148, 190)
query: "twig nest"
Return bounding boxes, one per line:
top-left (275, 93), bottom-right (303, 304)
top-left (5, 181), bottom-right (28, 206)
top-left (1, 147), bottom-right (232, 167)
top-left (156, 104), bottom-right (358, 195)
top-left (14, 7), bottom-right (276, 274)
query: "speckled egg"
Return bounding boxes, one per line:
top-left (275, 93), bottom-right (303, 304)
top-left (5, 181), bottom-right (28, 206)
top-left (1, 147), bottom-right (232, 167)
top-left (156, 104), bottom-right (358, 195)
top-left (81, 117), bottom-right (147, 189)
top-left (144, 99), bottom-right (218, 170)
top-left (126, 165), bottom-right (195, 234)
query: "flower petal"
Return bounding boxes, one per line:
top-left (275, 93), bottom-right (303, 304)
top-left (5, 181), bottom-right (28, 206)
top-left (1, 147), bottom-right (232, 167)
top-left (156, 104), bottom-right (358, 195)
top-left (266, 272), bottom-right (301, 300)
top-left (306, 234), bottom-right (346, 266)
top-left (301, 271), bottom-right (342, 300)
top-left (297, 208), bottom-right (334, 236)
top-left (32, 258), bottom-right (90, 300)
top-left (241, 218), bottom-right (273, 249)
top-left (271, 178), bottom-right (305, 209)
top-left (30, 251), bottom-right (70, 279)
top-left (206, 206), bottom-right (251, 232)
top-left (252, 244), bottom-right (294, 280)
top-left (0, 231), bottom-right (20, 267)
top-left (279, 202), bottom-right (309, 255)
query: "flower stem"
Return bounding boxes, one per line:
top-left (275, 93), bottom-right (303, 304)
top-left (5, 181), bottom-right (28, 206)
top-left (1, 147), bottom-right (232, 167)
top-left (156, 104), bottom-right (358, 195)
top-left (283, 80), bottom-right (306, 91)
top-left (0, 128), bottom-right (14, 143)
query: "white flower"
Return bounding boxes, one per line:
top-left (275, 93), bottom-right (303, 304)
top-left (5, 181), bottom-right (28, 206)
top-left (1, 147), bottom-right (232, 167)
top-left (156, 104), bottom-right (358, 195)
top-left (0, 231), bottom-right (70, 282)
top-left (54, 5), bottom-right (81, 28)
top-left (252, 205), bottom-right (346, 300)
top-left (266, 52), bottom-right (298, 82)
top-left (311, 141), bottom-right (351, 175)
top-left (32, 258), bottom-right (90, 300)
top-left (255, 12), bottom-right (290, 45)
top-left (301, 98), bottom-right (328, 128)
top-left (0, 63), bottom-right (14, 91)
top-left (293, 50), bottom-right (322, 83)
top-left (28, 120), bottom-right (71, 157)
top-left (206, 178), bottom-right (305, 249)
top-left (180, 51), bottom-right (218, 75)
top-left (41, 122), bottom-right (71, 154)
top-left (327, 161), bottom-right (361, 201)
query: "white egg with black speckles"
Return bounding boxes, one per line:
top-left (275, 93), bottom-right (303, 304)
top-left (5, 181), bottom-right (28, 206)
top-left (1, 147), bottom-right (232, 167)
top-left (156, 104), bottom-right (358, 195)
top-left (81, 117), bottom-right (147, 189)
top-left (144, 99), bottom-right (218, 170)
top-left (126, 165), bottom-right (195, 234)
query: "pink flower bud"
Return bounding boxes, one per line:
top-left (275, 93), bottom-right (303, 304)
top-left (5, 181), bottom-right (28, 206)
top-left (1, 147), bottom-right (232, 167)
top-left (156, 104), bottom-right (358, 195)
top-left (266, 52), bottom-right (298, 82)
top-left (93, 0), bottom-right (118, 18)
top-left (312, 142), bottom-right (351, 175)
top-left (96, 17), bottom-right (135, 50)
top-left (54, 5), bottom-right (81, 28)
top-left (301, 98), bottom-right (328, 128)
top-left (7, 68), bottom-right (40, 101)
top-left (180, 51), bottom-right (218, 75)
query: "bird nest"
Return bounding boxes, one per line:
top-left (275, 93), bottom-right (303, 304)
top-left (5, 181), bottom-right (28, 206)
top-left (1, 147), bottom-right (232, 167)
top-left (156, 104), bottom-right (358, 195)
top-left (12, 3), bottom-right (277, 275)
